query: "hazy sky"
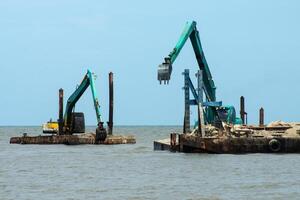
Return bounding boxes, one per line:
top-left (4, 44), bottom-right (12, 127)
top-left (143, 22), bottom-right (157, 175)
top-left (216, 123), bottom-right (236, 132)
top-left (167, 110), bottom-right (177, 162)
top-left (0, 0), bottom-right (300, 126)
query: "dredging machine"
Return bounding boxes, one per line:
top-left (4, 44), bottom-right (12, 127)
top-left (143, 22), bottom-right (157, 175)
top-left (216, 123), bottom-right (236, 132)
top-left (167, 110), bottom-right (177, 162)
top-left (154, 21), bottom-right (300, 153)
top-left (10, 70), bottom-right (135, 145)
top-left (42, 69), bottom-right (108, 141)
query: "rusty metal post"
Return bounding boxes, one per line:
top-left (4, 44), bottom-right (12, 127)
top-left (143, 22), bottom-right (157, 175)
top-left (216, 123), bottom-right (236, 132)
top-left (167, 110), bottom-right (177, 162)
top-left (240, 96), bottom-right (245, 125)
top-left (179, 134), bottom-right (183, 152)
top-left (58, 88), bottom-right (64, 135)
top-left (170, 133), bottom-right (177, 151)
top-left (259, 107), bottom-right (264, 127)
top-left (183, 69), bottom-right (190, 133)
top-left (107, 72), bottom-right (114, 135)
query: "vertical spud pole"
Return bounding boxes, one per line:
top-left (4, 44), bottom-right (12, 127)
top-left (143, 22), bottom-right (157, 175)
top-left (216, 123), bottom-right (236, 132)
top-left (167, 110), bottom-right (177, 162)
top-left (170, 133), bottom-right (177, 151)
top-left (240, 96), bottom-right (245, 125)
top-left (58, 88), bottom-right (64, 135)
top-left (259, 107), bottom-right (264, 127)
top-left (108, 72), bottom-right (114, 135)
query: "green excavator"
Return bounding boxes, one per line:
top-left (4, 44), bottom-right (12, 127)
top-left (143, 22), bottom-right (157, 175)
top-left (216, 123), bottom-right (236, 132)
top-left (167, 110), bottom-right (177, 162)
top-left (158, 21), bottom-right (242, 126)
top-left (43, 69), bottom-right (107, 141)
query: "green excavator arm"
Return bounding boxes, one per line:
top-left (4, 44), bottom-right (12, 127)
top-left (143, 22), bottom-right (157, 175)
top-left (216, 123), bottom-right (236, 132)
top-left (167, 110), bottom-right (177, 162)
top-left (158, 21), bottom-right (241, 125)
top-left (64, 69), bottom-right (103, 130)
top-left (158, 21), bottom-right (216, 102)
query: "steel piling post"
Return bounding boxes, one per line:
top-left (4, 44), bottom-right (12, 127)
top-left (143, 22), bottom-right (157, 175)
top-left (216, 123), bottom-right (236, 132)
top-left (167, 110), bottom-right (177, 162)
top-left (108, 72), bottom-right (114, 135)
top-left (240, 96), bottom-right (245, 125)
top-left (58, 88), bottom-right (64, 135)
top-left (259, 107), bottom-right (264, 127)
top-left (170, 133), bottom-right (177, 151)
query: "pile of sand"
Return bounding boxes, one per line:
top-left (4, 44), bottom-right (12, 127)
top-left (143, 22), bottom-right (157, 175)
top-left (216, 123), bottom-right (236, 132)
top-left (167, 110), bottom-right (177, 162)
top-left (267, 120), bottom-right (291, 127)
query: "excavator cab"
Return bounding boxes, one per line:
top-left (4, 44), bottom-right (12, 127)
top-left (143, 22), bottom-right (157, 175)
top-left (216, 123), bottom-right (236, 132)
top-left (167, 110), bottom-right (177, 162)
top-left (70, 112), bottom-right (85, 133)
top-left (42, 119), bottom-right (59, 134)
top-left (216, 106), bottom-right (242, 125)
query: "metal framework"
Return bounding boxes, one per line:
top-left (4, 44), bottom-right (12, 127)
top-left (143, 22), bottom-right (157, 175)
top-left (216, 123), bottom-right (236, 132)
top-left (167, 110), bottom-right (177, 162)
top-left (182, 69), bottom-right (221, 134)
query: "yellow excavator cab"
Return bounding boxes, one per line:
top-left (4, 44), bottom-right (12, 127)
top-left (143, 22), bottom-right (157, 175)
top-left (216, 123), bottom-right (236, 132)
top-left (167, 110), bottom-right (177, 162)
top-left (42, 119), bottom-right (58, 134)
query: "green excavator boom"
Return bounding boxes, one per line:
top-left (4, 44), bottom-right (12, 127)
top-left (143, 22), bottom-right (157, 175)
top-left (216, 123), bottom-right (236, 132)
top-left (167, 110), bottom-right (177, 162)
top-left (64, 69), bottom-right (103, 130)
top-left (158, 21), bottom-right (241, 125)
top-left (158, 21), bottom-right (216, 102)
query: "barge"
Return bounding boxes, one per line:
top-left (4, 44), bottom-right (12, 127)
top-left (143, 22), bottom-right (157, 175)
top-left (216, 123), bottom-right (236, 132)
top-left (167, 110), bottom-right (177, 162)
top-left (10, 133), bottom-right (136, 145)
top-left (154, 121), bottom-right (300, 153)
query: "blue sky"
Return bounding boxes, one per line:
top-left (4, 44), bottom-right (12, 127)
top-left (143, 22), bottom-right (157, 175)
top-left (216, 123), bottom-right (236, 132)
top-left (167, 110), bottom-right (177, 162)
top-left (0, 0), bottom-right (300, 126)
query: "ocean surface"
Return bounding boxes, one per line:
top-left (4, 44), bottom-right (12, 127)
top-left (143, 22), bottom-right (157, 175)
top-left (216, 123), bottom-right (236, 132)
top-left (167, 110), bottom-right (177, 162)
top-left (1, 126), bottom-right (300, 200)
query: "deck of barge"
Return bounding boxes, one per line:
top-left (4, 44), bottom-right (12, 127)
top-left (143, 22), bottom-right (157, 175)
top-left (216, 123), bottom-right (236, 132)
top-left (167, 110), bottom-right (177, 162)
top-left (10, 133), bottom-right (136, 145)
top-left (154, 122), bottom-right (300, 153)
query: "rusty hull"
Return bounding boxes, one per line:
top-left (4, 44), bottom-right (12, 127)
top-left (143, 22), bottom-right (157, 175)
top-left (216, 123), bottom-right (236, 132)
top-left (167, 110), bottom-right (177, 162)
top-left (10, 133), bottom-right (136, 145)
top-left (179, 134), bottom-right (300, 153)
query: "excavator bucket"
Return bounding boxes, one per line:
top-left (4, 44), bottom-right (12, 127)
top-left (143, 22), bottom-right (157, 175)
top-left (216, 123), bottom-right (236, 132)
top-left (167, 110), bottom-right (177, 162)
top-left (96, 122), bottom-right (107, 142)
top-left (157, 58), bottom-right (172, 84)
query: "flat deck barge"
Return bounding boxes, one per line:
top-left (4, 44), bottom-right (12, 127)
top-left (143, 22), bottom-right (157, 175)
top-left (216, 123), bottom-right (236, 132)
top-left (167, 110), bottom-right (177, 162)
top-left (154, 121), bottom-right (300, 153)
top-left (10, 133), bottom-right (135, 145)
